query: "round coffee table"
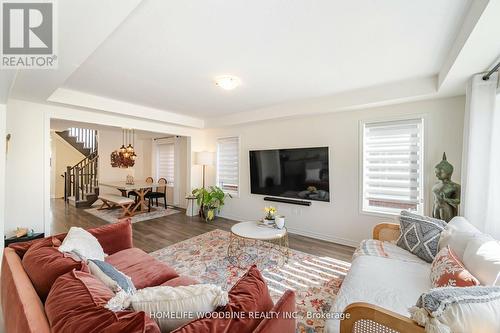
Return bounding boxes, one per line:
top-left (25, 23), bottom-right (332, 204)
top-left (227, 221), bottom-right (289, 267)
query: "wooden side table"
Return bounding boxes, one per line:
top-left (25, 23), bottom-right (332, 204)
top-left (4, 233), bottom-right (45, 247)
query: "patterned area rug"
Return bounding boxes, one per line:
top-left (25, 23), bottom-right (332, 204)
top-left (150, 229), bottom-right (350, 333)
top-left (85, 205), bottom-right (180, 223)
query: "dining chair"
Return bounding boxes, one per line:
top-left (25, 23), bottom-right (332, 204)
top-left (128, 177), bottom-right (154, 201)
top-left (148, 177), bottom-right (167, 208)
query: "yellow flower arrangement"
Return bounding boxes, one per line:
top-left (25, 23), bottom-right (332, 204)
top-left (264, 206), bottom-right (277, 220)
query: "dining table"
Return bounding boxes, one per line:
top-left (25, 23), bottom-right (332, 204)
top-left (99, 181), bottom-right (166, 215)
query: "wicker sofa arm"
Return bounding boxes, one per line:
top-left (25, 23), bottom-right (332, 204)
top-left (372, 223), bottom-right (400, 242)
top-left (340, 302), bottom-right (424, 333)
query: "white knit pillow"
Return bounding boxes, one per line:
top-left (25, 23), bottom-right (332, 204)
top-left (106, 284), bottom-right (228, 332)
top-left (58, 227), bottom-right (105, 261)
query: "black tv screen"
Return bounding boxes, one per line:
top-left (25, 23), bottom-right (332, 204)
top-left (249, 147), bottom-right (330, 202)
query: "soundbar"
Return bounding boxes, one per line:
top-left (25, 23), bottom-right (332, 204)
top-left (263, 196), bottom-right (312, 206)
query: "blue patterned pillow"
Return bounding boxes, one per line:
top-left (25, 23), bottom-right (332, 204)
top-left (396, 211), bottom-right (447, 263)
top-left (88, 259), bottom-right (136, 294)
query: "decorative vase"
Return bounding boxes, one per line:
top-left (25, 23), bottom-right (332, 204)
top-left (275, 216), bottom-right (285, 229)
top-left (203, 206), bottom-right (218, 221)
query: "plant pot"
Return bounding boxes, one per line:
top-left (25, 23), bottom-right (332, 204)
top-left (275, 216), bottom-right (285, 229)
top-left (203, 206), bottom-right (218, 221)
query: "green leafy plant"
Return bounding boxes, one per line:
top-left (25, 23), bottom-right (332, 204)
top-left (192, 186), bottom-right (232, 221)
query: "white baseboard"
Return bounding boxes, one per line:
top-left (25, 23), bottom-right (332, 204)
top-left (285, 227), bottom-right (359, 248)
top-left (219, 212), bottom-right (359, 248)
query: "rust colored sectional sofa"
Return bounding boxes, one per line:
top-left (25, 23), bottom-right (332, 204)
top-left (1, 219), bottom-right (296, 333)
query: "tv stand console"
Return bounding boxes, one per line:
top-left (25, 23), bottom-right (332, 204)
top-left (264, 197), bottom-right (312, 206)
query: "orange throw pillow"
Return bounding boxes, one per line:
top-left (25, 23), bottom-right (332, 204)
top-left (45, 270), bottom-right (160, 333)
top-left (430, 246), bottom-right (480, 287)
top-left (22, 237), bottom-right (87, 300)
top-left (173, 265), bottom-right (274, 333)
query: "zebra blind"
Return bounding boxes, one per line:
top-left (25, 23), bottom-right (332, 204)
top-left (362, 118), bottom-right (424, 214)
top-left (216, 137), bottom-right (239, 195)
top-left (157, 143), bottom-right (175, 184)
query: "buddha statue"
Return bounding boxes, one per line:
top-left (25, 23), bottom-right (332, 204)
top-left (432, 153), bottom-right (460, 222)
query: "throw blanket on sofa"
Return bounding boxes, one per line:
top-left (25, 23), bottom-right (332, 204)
top-left (353, 239), bottom-right (426, 264)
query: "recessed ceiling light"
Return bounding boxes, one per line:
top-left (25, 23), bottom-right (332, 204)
top-left (214, 75), bottom-right (241, 90)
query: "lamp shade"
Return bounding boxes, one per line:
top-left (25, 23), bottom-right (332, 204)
top-left (195, 151), bottom-right (215, 166)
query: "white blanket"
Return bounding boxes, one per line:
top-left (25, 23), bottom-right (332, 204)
top-left (326, 255), bottom-right (431, 333)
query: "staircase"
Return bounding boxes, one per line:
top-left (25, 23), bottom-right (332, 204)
top-left (56, 128), bottom-right (97, 156)
top-left (59, 128), bottom-right (99, 208)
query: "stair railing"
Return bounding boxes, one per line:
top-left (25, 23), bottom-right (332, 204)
top-left (68, 127), bottom-right (97, 152)
top-left (64, 152), bottom-right (99, 202)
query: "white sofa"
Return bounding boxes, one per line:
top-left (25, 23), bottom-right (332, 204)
top-left (327, 216), bottom-right (496, 333)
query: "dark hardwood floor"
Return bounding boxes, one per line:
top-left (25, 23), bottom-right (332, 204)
top-left (50, 199), bottom-right (355, 261)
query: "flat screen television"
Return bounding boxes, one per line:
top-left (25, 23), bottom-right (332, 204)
top-left (249, 147), bottom-right (330, 202)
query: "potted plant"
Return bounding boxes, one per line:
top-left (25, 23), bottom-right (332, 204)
top-left (263, 206), bottom-right (277, 225)
top-left (192, 186), bottom-right (231, 221)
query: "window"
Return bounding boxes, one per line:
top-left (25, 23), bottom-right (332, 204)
top-left (216, 137), bottom-right (239, 196)
top-left (156, 143), bottom-right (174, 184)
top-left (362, 118), bottom-right (424, 215)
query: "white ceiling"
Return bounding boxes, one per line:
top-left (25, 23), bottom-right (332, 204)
top-left (7, 0), bottom-right (500, 128)
top-left (61, 0), bottom-right (470, 117)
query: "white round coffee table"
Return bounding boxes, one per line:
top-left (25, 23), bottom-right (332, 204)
top-left (227, 221), bottom-right (289, 267)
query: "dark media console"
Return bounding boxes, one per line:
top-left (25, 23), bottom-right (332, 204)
top-left (263, 196), bottom-right (312, 206)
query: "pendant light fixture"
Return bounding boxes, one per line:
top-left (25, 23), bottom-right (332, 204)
top-left (112, 128), bottom-right (138, 168)
top-left (126, 129), bottom-right (134, 153)
top-left (119, 129), bottom-right (126, 153)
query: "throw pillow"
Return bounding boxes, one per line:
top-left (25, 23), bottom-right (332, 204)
top-left (173, 265), bottom-right (274, 333)
top-left (45, 270), bottom-right (160, 333)
top-left (463, 235), bottom-right (500, 286)
top-left (438, 216), bottom-right (481, 260)
top-left (88, 259), bottom-right (136, 294)
top-left (106, 284), bottom-right (228, 332)
top-left (410, 286), bottom-right (500, 333)
top-left (430, 246), bottom-right (480, 287)
top-left (396, 210), bottom-right (447, 262)
top-left (59, 227), bottom-right (106, 260)
top-left (22, 237), bottom-right (88, 300)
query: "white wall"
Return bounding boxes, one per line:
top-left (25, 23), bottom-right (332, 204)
top-left (0, 105), bottom-right (6, 257)
top-left (50, 132), bottom-right (85, 198)
top-left (205, 96), bottom-right (466, 246)
top-left (177, 136), bottom-right (189, 207)
top-left (4, 99), bottom-right (205, 237)
top-left (5, 102), bottom-right (46, 237)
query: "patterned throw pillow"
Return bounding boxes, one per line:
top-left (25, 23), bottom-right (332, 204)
top-left (410, 286), bottom-right (500, 333)
top-left (396, 211), bottom-right (447, 263)
top-left (431, 246), bottom-right (480, 287)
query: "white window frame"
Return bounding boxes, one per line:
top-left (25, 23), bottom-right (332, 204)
top-left (216, 136), bottom-right (240, 197)
top-left (359, 115), bottom-right (426, 217)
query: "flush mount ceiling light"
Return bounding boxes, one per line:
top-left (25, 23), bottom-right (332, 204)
top-left (214, 75), bottom-right (241, 90)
